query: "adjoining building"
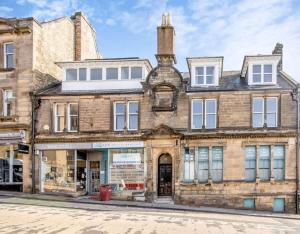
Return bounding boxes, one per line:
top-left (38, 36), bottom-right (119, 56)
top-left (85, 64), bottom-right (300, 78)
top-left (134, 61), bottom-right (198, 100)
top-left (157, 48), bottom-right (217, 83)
top-left (34, 15), bottom-right (299, 213)
top-left (0, 12), bottom-right (99, 192)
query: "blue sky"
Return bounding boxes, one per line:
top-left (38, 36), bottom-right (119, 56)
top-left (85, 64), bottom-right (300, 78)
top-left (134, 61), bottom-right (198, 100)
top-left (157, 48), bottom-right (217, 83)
top-left (1, 0), bottom-right (300, 79)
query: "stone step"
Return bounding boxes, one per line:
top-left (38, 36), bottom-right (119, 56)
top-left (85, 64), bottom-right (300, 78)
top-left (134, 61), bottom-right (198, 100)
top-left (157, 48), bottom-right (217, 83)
top-left (155, 196), bottom-right (174, 204)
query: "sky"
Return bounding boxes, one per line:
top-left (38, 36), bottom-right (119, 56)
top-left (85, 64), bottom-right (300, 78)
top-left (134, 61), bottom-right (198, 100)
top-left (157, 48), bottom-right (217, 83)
top-left (1, 0), bottom-right (300, 80)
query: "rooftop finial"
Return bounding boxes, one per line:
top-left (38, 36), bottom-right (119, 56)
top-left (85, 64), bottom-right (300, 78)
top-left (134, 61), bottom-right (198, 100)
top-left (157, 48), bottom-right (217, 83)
top-left (161, 13), bottom-right (167, 26)
top-left (167, 12), bottom-right (172, 26)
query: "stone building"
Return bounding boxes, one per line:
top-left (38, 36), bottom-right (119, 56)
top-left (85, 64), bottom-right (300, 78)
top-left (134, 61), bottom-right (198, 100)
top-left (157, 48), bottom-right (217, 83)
top-left (34, 15), bottom-right (299, 213)
top-left (0, 12), bottom-right (99, 192)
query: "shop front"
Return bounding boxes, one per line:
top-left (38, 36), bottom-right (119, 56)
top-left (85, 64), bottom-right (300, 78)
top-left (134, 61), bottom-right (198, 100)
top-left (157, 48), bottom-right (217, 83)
top-left (35, 141), bottom-right (146, 199)
top-left (0, 131), bottom-right (25, 191)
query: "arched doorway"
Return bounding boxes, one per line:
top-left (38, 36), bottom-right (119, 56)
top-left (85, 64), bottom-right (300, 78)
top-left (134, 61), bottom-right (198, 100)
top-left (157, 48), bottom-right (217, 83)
top-left (158, 153), bottom-right (172, 196)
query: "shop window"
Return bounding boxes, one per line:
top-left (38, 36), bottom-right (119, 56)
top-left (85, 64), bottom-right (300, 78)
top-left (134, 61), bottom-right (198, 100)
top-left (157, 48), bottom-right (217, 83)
top-left (273, 198), bottom-right (285, 212)
top-left (0, 148), bottom-right (22, 184)
top-left (54, 103), bottom-right (65, 132)
top-left (67, 103), bottom-right (78, 132)
top-left (184, 148), bottom-right (194, 182)
top-left (4, 43), bottom-right (14, 69)
top-left (41, 150), bottom-right (75, 194)
top-left (108, 148), bottom-right (144, 191)
top-left (273, 145), bottom-right (285, 181)
top-left (211, 147), bottom-right (223, 182)
top-left (244, 198), bottom-right (255, 209)
top-left (245, 146), bottom-right (256, 182)
top-left (197, 147), bottom-right (208, 182)
top-left (259, 145), bottom-right (271, 181)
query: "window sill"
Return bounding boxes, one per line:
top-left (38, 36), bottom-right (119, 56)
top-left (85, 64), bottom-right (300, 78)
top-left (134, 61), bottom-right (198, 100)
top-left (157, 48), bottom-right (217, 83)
top-left (152, 106), bottom-right (176, 112)
top-left (0, 116), bottom-right (16, 122)
top-left (0, 68), bottom-right (15, 72)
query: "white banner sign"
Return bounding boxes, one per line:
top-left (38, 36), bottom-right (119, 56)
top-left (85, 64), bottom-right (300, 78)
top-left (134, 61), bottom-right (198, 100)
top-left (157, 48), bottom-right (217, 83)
top-left (113, 153), bottom-right (141, 165)
top-left (93, 141), bottom-right (144, 149)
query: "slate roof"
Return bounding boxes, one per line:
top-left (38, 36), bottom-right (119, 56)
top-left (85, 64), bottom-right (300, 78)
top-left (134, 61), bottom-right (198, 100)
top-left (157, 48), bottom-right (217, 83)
top-left (37, 69), bottom-right (296, 96)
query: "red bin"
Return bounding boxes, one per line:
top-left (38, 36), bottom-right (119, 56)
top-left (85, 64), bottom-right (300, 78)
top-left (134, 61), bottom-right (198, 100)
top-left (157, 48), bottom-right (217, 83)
top-left (100, 185), bottom-right (112, 201)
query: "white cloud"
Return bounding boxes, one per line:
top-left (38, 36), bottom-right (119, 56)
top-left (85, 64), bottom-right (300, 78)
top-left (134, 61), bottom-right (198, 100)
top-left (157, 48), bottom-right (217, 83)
top-left (0, 6), bottom-right (13, 16)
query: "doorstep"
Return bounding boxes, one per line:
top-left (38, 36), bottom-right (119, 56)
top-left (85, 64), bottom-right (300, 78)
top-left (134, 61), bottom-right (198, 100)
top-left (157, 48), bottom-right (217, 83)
top-left (0, 191), bottom-right (299, 220)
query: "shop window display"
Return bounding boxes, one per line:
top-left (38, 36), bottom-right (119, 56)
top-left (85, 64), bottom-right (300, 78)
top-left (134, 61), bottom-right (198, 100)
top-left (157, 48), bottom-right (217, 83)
top-left (41, 150), bottom-right (75, 193)
top-left (108, 148), bottom-right (144, 191)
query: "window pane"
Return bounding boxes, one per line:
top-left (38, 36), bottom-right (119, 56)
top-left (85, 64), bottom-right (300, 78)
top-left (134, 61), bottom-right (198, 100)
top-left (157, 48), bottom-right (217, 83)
top-left (253, 65), bottom-right (261, 73)
top-left (266, 113), bottom-right (276, 127)
top-left (116, 103), bottom-right (125, 114)
top-left (206, 66), bottom-right (214, 76)
top-left (193, 115), bottom-right (202, 129)
top-left (6, 54), bottom-right (13, 68)
top-left (129, 115), bottom-right (138, 130)
top-left (121, 67), bottom-right (129, 80)
top-left (129, 102), bottom-right (138, 114)
top-left (106, 68), bottom-right (118, 80)
top-left (131, 67), bottom-right (143, 79)
top-left (66, 69), bottom-right (77, 81)
top-left (211, 147), bottom-right (223, 182)
top-left (253, 74), bottom-right (261, 83)
top-left (245, 146), bottom-right (256, 181)
top-left (79, 68), bottom-right (86, 81)
top-left (184, 149), bottom-right (194, 181)
top-left (274, 146), bottom-right (284, 181)
top-left (198, 147), bottom-right (208, 182)
top-left (253, 98), bottom-right (263, 112)
top-left (57, 116), bottom-right (65, 131)
top-left (116, 115), bottom-right (125, 130)
top-left (264, 74), bottom-right (272, 82)
top-left (206, 100), bottom-right (216, 113)
top-left (5, 44), bottom-right (13, 53)
top-left (57, 104), bottom-right (64, 116)
top-left (196, 76), bottom-right (204, 84)
top-left (253, 113), bottom-right (263, 128)
top-left (70, 116), bottom-right (78, 131)
top-left (195, 67), bottom-right (204, 75)
top-left (259, 146), bottom-right (270, 181)
top-left (206, 114), bottom-right (216, 128)
top-left (192, 100), bottom-right (203, 114)
top-left (264, 64), bottom-right (272, 73)
top-left (206, 75), bottom-right (214, 84)
top-left (266, 98), bottom-right (277, 113)
top-left (70, 104), bottom-right (78, 115)
top-left (90, 68), bottom-right (102, 80)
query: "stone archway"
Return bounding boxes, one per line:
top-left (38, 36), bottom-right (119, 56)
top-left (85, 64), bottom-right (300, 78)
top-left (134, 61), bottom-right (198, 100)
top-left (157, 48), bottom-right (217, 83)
top-left (157, 153), bottom-right (172, 196)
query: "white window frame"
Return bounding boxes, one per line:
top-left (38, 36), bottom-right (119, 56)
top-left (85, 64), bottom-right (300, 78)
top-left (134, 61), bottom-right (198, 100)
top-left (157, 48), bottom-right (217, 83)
top-left (67, 103), bottom-right (78, 132)
top-left (65, 68), bottom-right (78, 81)
top-left (54, 103), bottom-right (65, 133)
top-left (114, 102), bottom-right (126, 131)
top-left (205, 99), bottom-right (217, 129)
top-left (266, 97), bottom-right (278, 127)
top-left (249, 61), bottom-right (277, 85)
top-left (127, 101), bottom-right (139, 131)
top-left (252, 97), bottom-right (264, 128)
top-left (191, 99), bottom-right (203, 129)
top-left (3, 42), bottom-right (14, 69)
top-left (3, 89), bottom-right (13, 117)
top-left (194, 66), bottom-right (216, 86)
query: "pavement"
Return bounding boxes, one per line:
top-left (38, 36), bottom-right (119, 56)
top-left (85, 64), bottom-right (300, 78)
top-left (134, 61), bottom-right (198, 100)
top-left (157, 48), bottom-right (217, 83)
top-left (0, 197), bottom-right (300, 234)
top-left (0, 191), bottom-right (299, 220)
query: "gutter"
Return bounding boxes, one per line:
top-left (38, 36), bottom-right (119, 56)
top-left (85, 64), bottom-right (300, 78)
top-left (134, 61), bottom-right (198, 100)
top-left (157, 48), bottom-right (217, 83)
top-left (30, 92), bottom-right (41, 194)
top-left (291, 86), bottom-right (299, 214)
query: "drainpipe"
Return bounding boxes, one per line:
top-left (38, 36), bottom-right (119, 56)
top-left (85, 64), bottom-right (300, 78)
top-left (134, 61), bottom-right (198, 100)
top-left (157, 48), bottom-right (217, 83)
top-left (30, 92), bottom-right (40, 194)
top-left (292, 86), bottom-right (299, 214)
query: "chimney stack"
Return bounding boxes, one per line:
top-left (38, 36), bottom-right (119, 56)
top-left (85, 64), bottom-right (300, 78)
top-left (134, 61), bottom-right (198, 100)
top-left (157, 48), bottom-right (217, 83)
top-left (272, 42), bottom-right (283, 70)
top-left (156, 13), bottom-right (176, 66)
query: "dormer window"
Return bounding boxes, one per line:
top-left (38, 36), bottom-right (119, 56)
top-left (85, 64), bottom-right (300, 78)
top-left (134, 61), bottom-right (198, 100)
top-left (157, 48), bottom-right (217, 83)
top-left (66, 69), bottom-right (77, 81)
top-left (252, 64), bottom-right (273, 84)
top-left (195, 66), bottom-right (215, 85)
